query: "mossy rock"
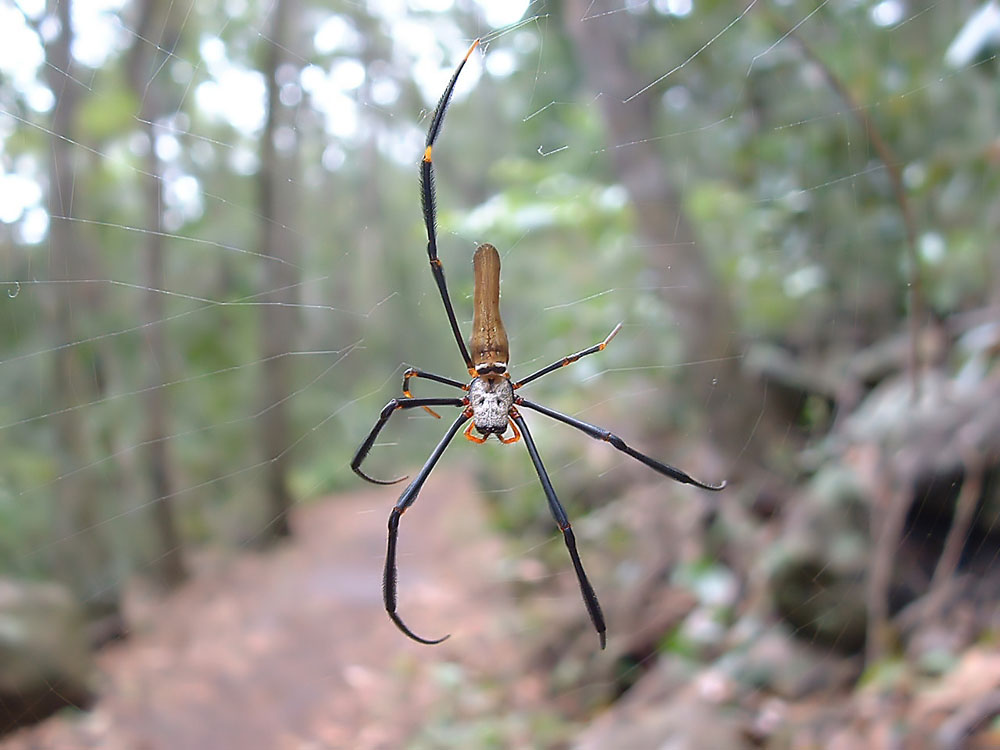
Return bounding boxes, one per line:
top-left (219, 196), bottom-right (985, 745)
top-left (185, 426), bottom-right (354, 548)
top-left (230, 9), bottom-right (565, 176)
top-left (0, 578), bottom-right (95, 735)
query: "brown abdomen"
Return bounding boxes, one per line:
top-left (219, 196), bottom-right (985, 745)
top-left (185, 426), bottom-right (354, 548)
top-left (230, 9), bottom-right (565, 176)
top-left (470, 243), bottom-right (509, 372)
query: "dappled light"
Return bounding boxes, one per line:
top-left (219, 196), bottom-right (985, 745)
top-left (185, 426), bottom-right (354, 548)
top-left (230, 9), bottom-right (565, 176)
top-left (1, 1), bottom-right (998, 748)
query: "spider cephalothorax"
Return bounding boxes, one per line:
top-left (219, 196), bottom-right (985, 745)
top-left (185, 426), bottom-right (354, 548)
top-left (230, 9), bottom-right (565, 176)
top-left (351, 38), bottom-right (725, 650)
top-left (467, 373), bottom-right (514, 438)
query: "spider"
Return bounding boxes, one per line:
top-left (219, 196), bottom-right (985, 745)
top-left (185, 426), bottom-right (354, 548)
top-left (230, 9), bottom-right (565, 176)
top-left (352, 39), bottom-right (725, 650)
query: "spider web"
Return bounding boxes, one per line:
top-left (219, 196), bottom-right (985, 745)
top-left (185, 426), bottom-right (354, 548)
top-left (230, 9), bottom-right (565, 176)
top-left (0, 0), bottom-right (997, 747)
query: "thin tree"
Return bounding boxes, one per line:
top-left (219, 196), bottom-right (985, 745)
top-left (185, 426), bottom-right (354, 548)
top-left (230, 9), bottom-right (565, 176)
top-left (42, 0), bottom-right (119, 605)
top-left (564, 4), bottom-right (775, 469)
top-left (255, 0), bottom-right (302, 541)
top-left (123, 0), bottom-right (192, 587)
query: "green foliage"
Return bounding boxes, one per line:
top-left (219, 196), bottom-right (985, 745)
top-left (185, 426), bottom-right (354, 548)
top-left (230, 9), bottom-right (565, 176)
top-left (0, 1), bottom-right (996, 602)
top-left (78, 85), bottom-right (139, 143)
top-left (0, 480), bottom-right (52, 579)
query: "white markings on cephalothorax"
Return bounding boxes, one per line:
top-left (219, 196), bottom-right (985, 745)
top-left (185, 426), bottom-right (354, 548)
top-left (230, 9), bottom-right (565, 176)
top-left (468, 376), bottom-right (513, 434)
top-left (474, 361), bottom-right (507, 375)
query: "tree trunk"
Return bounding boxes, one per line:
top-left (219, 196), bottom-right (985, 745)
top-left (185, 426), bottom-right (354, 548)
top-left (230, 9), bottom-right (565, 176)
top-left (256, 0), bottom-right (302, 542)
top-left (124, 0), bottom-right (192, 588)
top-left (43, 0), bottom-right (118, 604)
top-left (563, 5), bottom-right (774, 469)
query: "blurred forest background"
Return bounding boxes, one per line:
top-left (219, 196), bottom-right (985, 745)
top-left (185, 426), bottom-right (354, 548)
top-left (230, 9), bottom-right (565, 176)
top-left (1, 0), bottom-right (999, 747)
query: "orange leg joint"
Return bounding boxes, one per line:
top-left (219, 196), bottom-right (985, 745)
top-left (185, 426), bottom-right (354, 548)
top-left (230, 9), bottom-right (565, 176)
top-left (403, 371), bottom-right (441, 419)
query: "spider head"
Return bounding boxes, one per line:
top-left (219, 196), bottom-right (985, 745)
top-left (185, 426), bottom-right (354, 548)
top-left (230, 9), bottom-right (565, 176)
top-left (468, 373), bottom-right (513, 436)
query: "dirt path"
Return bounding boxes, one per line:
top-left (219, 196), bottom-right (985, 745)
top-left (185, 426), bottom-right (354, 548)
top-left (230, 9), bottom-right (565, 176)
top-left (3, 471), bottom-right (533, 750)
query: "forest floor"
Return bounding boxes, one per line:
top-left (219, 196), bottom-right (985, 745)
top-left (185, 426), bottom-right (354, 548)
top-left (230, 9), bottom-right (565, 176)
top-left (1, 471), bottom-right (554, 750)
top-left (6, 468), bottom-right (998, 749)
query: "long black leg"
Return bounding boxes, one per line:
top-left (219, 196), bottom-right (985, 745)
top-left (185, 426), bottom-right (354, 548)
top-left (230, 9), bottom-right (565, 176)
top-left (514, 323), bottom-right (622, 389)
top-left (402, 367), bottom-right (468, 419)
top-left (385, 411), bottom-right (470, 645)
top-left (352, 397), bottom-right (465, 485)
top-left (511, 411), bottom-right (607, 650)
top-left (517, 398), bottom-right (726, 491)
top-left (420, 40), bottom-right (480, 372)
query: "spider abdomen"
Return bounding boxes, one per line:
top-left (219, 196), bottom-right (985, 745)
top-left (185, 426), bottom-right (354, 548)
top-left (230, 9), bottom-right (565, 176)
top-left (468, 374), bottom-right (513, 435)
top-left (470, 243), bottom-right (509, 375)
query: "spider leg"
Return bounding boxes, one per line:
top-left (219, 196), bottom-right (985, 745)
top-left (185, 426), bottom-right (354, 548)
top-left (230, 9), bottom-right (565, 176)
top-left (402, 367), bottom-right (468, 418)
top-left (514, 323), bottom-right (622, 389)
top-left (385, 411), bottom-right (470, 645)
top-left (420, 40), bottom-right (481, 373)
top-left (511, 411), bottom-right (607, 650)
top-left (517, 397), bottom-right (726, 491)
top-left (352, 397), bottom-right (465, 485)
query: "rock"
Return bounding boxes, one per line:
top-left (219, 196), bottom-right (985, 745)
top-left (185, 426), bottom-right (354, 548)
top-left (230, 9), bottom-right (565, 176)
top-left (0, 578), bottom-right (96, 735)
top-left (765, 466), bottom-right (872, 653)
top-left (842, 371), bottom-right (1000, 536)
top-left (573, 656), bottom-right (751, 750)
top-left (727, 626), bottom-right (859, 700)
top-left (908, 647), bottom-right (1000, 747)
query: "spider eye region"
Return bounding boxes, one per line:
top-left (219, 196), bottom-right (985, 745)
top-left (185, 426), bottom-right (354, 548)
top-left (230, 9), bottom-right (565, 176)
top-left (469, 375), bottom-right (514, 435)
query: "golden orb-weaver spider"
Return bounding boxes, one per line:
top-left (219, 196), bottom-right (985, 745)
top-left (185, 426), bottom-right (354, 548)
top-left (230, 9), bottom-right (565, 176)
top-left (352, 39), bottom-right (725, 649)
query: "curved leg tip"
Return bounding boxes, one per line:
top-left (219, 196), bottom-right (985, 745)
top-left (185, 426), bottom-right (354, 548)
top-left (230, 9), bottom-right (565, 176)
top-left (686, 474), bottom-right (727, 492)
top-left (390, 612), bottom-right (450, 645)
top-left (354, 468), bottom-right (409, 486)
top-left (419, 632), bottom-right (451, 646)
